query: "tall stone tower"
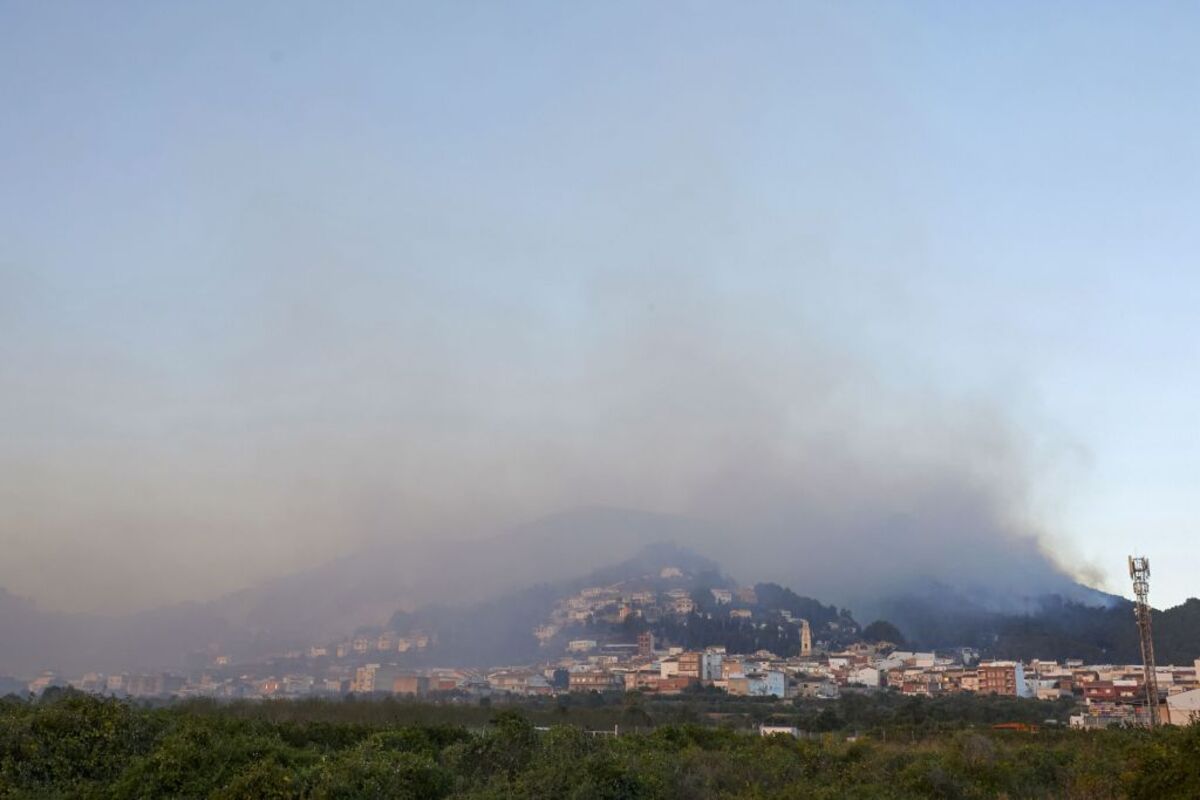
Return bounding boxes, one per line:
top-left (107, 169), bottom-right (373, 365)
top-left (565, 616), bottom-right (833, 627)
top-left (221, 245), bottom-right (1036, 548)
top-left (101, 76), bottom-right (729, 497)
top-left (800, 619), bottom-right (812, 657)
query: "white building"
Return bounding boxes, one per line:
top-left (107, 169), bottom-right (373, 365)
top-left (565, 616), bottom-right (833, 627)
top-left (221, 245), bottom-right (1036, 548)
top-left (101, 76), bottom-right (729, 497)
top-left (874, 655), bottom-right (904, 672)
top-left (848, 667), bottom-right (881, 687)
top-left (886, 651), bottom-right (936, 668)
top-left (760, 725), bottom-right (801, 738)
top-left (702, 651), bottom-right (724, 681)
top-left (738, 670), bottom-right (786, 698)
top-left (1166, 688), bottom-right (1200, 726)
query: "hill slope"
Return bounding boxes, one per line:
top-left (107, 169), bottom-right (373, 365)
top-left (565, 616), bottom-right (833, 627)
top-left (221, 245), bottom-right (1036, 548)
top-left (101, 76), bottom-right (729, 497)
top-left (380, 544), bottom-right (860, 667)
top-left (4, 505), bottom-right (1196, 675)
top-left (0, 508), bottom-right (716, 675)
top-left (874, 587), bottom-right (1200, 664)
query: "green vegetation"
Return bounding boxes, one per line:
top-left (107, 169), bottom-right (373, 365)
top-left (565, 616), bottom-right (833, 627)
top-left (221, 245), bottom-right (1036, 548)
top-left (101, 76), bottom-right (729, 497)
top-left (874, 592), bottom-right (1200, 665)
top-left (989, 597), bottom-right (1200, 665)
top-left (861, 620), bottom-right (907, 647)
top-left (2, 690), bottom-right (1199, 798)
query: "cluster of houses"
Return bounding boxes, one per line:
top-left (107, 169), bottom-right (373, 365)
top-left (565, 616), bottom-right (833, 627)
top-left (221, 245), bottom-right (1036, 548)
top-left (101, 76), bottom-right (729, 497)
top-left (23, 634), bottom-right (1200, 729)
top-left (534, 571), bottom-right (769, 647)
top-left (15, 566), bottom-right (1200, 730)
top-left (545, 639), bottom-right (1200, 728)
top-left (263, 630), bottom-right (436, 662)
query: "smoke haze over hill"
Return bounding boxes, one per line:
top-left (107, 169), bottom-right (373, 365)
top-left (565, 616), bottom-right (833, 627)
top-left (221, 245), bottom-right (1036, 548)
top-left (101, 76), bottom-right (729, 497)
top-left (0, 509), bottom-right (1109, 677)
top-left (0, 251), bottom-right (1091, 614)
top-left (6, 2), bottom-right (1198, 619)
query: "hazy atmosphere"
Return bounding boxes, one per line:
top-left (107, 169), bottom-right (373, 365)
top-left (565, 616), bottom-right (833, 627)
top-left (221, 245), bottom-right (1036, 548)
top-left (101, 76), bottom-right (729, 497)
top-left (2, 2), bottom-right (1198, 616)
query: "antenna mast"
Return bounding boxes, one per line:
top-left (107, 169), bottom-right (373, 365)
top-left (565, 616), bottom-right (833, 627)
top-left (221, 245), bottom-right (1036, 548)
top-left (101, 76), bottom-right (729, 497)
top-left (1128, 555), bottom-right (1160, 727)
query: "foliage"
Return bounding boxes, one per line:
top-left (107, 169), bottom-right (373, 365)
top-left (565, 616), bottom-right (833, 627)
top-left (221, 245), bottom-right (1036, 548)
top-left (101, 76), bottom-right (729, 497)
top-left (2, 691), bottom-right (1199, 799)
top-left (876, 591), bottom-right (1200, 663)
top-left (862, 620), bottom-right (906, 646)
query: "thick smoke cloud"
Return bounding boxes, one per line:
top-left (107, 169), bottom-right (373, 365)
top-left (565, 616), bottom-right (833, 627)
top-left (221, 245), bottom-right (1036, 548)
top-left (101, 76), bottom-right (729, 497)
top-left (0, 230), bottom-right (1093, 614)
top-left (0, 4), bottom-right (1100, 613)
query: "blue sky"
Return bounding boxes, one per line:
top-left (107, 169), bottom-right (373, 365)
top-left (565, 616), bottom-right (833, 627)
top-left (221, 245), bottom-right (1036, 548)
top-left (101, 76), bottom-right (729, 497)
top-left (1, 2), bottom-right (1197, 611)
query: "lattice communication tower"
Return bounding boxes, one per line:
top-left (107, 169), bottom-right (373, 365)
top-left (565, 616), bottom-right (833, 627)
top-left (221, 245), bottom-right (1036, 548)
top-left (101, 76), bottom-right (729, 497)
top-left (1128, 555), bottom-right (1160, 727)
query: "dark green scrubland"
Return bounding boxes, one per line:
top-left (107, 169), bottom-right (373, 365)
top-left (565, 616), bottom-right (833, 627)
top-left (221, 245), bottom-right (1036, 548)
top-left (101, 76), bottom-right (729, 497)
top-left (2, 690), bottom-right (1199, 799)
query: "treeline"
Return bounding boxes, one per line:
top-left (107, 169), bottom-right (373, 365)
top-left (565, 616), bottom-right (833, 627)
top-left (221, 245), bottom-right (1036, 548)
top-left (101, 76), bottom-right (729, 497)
top-left (132, 688), bottom-right (1076, 736)
top-left (988, 596), bottom-right (1200, 665)
top-left (3, 691), bottom-right (1200, 798)
top-left (875, 591), bottom-right (1200, 664)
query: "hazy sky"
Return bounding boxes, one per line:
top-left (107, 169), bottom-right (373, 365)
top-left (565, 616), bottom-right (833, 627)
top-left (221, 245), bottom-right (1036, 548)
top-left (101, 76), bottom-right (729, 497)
top-left (2, 2), bottom-right (1197, 612)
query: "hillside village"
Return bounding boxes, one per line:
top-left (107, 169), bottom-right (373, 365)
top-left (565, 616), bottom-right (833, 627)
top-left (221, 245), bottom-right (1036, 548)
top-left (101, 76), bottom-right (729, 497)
top-left (529, 566), bottom-right (836, 652)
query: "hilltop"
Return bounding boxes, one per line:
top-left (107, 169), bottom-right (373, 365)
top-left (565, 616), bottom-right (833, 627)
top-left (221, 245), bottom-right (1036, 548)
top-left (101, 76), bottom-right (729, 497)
top-left (1, 506), bottom-right (1196, 676)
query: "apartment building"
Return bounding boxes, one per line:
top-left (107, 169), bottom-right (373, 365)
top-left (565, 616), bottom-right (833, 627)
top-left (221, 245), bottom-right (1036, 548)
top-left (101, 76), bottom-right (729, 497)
top-left (977, 661), bottom-right (1029, 697)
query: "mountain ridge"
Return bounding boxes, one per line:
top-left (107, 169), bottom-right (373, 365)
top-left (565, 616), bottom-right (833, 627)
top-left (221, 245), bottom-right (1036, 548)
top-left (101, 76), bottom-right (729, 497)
top-left (2, 506), bottom-right (1195, 676)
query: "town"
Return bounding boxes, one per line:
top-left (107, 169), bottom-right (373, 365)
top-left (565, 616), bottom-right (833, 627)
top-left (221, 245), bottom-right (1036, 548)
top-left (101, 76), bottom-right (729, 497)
top-left (15, 570), bottom-right (1200, 730)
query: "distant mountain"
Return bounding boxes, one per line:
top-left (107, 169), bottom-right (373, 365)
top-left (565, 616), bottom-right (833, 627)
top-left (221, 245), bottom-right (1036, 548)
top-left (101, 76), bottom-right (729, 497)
top-left (0, 508), bottom-right (719, 675)
top-left (206, 507), bottom-right (716, 639)
top-left (0, 587), bottom-right (237, 677)
top-left (4, 504), bottom-right (1196, 676)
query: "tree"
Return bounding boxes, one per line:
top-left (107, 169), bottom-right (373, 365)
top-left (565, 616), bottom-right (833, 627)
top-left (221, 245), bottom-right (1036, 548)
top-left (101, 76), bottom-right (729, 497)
top-left (862, 619), bottom-right (906, 647)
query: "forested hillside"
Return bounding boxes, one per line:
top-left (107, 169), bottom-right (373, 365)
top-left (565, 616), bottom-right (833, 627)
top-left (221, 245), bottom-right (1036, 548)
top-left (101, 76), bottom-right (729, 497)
top-left (873, 589), bottom-right (1200, 664)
